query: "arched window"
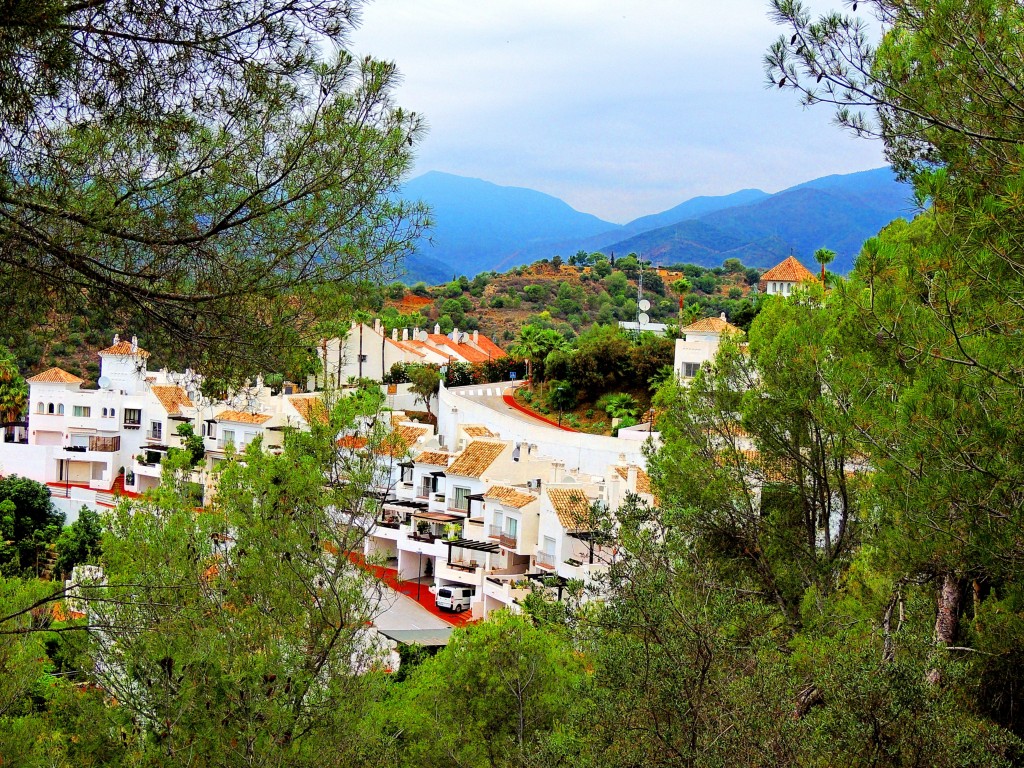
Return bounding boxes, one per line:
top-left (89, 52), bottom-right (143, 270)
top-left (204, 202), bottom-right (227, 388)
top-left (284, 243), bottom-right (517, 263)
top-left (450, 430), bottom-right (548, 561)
top-left (47, 403), bottom-right (54, 414)
top-left (37, 402), bottom-right (44, 414)
top-left (57, 404), bottom-right (64, 415)
top-left (109, 408), bottom-right (115, 419)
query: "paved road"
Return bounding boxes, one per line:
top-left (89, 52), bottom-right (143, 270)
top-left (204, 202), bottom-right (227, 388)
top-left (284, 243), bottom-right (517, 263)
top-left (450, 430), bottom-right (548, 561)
top-left (447, 383), bottom-right (564, 431)
top-left (371, 583), bottom-right (451, 631)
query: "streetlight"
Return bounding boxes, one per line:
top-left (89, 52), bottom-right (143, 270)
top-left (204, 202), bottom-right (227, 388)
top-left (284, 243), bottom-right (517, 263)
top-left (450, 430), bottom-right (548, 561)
top-left (417, 548), bottom-right (423, 603)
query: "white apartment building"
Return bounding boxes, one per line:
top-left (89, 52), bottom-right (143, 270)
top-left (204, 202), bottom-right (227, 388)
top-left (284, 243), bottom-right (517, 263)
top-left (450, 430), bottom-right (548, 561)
top-left (757, 255), bottom-right (819, 297)
top-left (673, 314), bottom-right (743, 381)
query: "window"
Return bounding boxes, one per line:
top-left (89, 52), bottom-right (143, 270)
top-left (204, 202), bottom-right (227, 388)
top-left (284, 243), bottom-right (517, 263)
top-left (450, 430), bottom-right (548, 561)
top-left (222, 429), bottom-right (236, 448)
top-left (420, 475), bottom-right (437, 497)
top-left (200, 422), bottom-right (207, 437)
top-left (124, 408), bottom-right (142, 426)
top-left (72, 405), bottom-right (91, 417)
top-left (543, 536), bottom-right (556, 555)
top-left (493, 510), bottom-right (503, 529)
top-left (47, 403), bottom-right (54, 414)
top-left (150, 421), bottom-right (162, 440)
top-left (506, 517), bottom-right (518, 539)
top-left (57, 404), bottom-right (64, 415)
top-left (36, 402), bottom-right (44, 414)
top-left (682, 362), bottom-right (702, 378)
top-left (357, 354), bottom-right (368, 362)
top-left (452, 486), bottom-right (471, 512)
top-left (400, 465), bottom-right (414, 483)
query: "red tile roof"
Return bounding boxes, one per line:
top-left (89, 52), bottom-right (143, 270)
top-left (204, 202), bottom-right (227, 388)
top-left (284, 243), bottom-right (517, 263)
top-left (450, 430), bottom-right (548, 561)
top-left (27, 367), bottom-right (85, 385)
top-left (681, 315), bottom-right (743, 335)
top-left (99, 341), bottom-right (151, 358)
top-left (472, 335), bottom-right (506, 359)
top-left (150, 385), bottom-right (193, 415)
top-left (758, 256), bottom-right (818, 290)
top-left (216, 410), bottom-right (272, 425)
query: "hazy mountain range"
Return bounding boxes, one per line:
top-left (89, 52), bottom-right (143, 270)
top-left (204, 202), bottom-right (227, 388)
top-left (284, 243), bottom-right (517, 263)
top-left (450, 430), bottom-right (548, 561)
top-left (399, 167), bottom-right (917, 284)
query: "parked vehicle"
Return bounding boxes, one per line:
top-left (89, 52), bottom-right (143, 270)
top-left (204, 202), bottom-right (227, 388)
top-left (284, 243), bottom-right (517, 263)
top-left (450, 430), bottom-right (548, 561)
top-left (436, 586), bottom-right (473, 613)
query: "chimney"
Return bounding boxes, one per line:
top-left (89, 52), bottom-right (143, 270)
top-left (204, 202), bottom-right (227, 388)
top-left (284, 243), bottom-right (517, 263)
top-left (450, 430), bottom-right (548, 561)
top-left (473, 330), bottom-right (479, 344)
top-left (392, 328), bottom-right (398, 340)
top-left (452, 327), bottom-right (459, 341)
top-left (552, 460), bottom-right (565, 483)
top-left (130, 335), bottom-right (138, 353)
top-left (374, 319), bottom-right (382, 333)
top-left (402, 328), bottom-right (409, 341)
top-left (112, 333), bottom-right (120, 345)
top-left (627, 465), bottom-right (638, 490)
top-left (433, 323), bottom-right (441, 335)
top-left (720, 312), bottom-right (726, 321)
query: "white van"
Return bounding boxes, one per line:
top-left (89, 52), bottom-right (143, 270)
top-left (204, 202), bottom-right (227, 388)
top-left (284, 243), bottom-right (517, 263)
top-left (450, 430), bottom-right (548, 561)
top-left (435, 586), bottom-right (473, 613)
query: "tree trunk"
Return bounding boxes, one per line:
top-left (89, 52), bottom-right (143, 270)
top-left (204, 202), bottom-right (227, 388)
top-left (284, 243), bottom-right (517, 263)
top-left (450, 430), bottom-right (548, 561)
top-left (935, 572), bottom-right (961, 647)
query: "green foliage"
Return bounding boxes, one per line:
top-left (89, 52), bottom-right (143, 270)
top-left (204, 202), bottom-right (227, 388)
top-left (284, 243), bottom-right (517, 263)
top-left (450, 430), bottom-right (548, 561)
top-left (0, 476), bottom-right (64, 577)
top-left (53, 508), bottom-right (103, 580)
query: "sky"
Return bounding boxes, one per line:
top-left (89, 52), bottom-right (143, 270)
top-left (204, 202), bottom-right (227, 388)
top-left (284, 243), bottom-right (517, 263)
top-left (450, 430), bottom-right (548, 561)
top-left (351, 1), bottom-right (885, 224)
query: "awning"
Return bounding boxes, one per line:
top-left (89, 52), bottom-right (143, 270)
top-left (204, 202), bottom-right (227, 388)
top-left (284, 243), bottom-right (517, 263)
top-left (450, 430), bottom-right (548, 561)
top-left (412, 511), bottom-right (463, 523)
top-left (467, 493), bottom-right (485, 501)
top-left (446, 538), bottom-right (500, 554)
top-left (204, 418), bottom-right (217, 424)
top-left (430, 470), bottom-right (446, 477)
top-left (168, 414), bottom-right (191, 421)
top-left (398, 461), bottom-right (414, 468)
top-left (383, 501), bottom-right (428, 514)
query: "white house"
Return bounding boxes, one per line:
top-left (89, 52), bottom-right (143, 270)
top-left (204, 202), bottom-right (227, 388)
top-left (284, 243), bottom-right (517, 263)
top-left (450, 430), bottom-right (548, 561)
top-left (757, 255), bottom-right (818, 297)
top-left (673, 314), bottom-right (743, 381)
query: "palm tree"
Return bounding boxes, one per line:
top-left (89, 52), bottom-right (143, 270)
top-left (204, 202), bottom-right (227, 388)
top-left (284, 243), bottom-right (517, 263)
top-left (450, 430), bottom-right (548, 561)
top-left (508, 326), bottom-right (569, 387)
top-left (813, 247), bottom-right (836, 286)
top-left (0, 348), bottom-right (26, 441)
top-left (601, 393), bottom-right (639, 421)
top-left (546, 380), bottom-right (577, 426)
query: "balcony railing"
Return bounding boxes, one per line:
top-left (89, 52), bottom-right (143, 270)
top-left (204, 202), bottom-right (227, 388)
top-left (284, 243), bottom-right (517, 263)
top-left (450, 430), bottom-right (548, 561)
top-left (488, 524), bottom-right (502, 539)
top-left (535, 551), bottom-right (556, 569)
top-left (499, 533), bottom-right (518, 550)
top-left (88, 435), bottom-right (120, 452)
top-left (146, 430), bottom-right (164, 441)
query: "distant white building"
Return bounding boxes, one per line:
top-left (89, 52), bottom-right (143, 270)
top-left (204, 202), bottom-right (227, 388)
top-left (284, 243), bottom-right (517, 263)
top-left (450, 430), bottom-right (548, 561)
top-left (673, 314), bottom-right (743, 381)
top-left (758, 255), bottom-right (818, 297)
top-left (318, 321), bottom-right (507, 386)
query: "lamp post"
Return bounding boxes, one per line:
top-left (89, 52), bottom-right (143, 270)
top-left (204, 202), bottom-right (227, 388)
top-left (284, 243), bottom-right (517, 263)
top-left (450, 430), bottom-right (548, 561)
top-left (417, 548), bottom-right (423, 603)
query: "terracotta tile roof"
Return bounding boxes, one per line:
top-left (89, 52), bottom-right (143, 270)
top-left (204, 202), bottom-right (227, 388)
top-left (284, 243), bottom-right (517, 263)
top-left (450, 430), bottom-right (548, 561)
top-left (613, 465), bottom-right (653, 495)
top-left (446, 440), bottom-right (506, 478)
top-left (546, 487), bottom-right (595, 529)
top-left (473, 335), bottom-right (506, 359)
top-left (716, 448), bottom-right (793, 484)
top-left (414, 450), bottom-right (451, 467)
top-left (462, 425), bottom-right (495, 438)
top-left (484, 485), bottom-right (537, 509)
top-left (452, 344), bottom-right (490, 363)
top-left (385, 337), bottom-right (425, 357)
top-left (150, 385), bottom-right (193, 415)
top-left (338, 435), bottom-right (368, 449)
top-left (27, 367), bottom-right (85, 385)
top-left (758, 256), bottom-right (818, 289)
top-left (99, 341), bottom-right (151, 358)
top-left (382, 424), bottom-right (430, 457)
top-left (217, 410), bottom-right (272, 425)
top-left (681, 315), bottom-right (743, 335)
top-left (288, 395), bottom-right (328, 425)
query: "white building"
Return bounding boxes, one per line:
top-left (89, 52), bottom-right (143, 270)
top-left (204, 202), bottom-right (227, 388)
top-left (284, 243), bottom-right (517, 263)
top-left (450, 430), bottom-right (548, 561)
top-left (673, 314), bottom-right (743, 381)
top-left (757, 255), bottom-right (818, 297)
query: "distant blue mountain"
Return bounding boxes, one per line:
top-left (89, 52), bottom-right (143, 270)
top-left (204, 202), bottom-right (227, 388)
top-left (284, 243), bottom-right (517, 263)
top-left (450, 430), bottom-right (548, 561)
top-left (398, 167), bottom-right (917, 281)
top-left (400, 172), bottom-right (615, 281)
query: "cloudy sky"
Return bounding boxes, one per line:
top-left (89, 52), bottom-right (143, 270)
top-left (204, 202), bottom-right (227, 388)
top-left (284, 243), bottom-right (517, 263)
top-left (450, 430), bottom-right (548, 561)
top-left (351, 1), bottom-right (884, 224)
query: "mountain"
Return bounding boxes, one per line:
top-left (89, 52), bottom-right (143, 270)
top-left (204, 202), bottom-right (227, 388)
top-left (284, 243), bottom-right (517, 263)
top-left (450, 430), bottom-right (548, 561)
top-left (400, 171), bottom-right (615, 282)
top-left (598, 168), bottom-right (916, 273)
top-left (398, 167), bottom-right (916, 281)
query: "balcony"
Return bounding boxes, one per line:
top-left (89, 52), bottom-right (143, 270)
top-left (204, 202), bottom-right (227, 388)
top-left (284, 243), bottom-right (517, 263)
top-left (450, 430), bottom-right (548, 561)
top-left (146, 430), bottom-right (164, 442)
top-left (535, 551), bottom-right (556, 570)
top-left (88, 435), bottom-right (120, 452)
top-left (499, 532), bottom-right (518, 550)
top-left (488, 524), bottom-right (502, 539)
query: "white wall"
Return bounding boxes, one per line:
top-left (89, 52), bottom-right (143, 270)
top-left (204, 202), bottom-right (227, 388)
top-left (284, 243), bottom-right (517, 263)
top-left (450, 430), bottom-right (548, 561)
top-left (438, 383), bottom-right (649, 477)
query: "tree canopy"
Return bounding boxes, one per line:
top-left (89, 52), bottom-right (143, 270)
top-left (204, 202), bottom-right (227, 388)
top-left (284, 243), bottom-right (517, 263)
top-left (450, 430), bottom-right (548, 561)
top-left (0, 0), bottom-right (427, 375)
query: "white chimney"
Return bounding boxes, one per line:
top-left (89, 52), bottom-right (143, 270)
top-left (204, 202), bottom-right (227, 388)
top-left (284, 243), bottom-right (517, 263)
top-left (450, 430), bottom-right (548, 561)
top-left (452, 327), bottom-right (459, 341)
top-left (402, 328), bottom-right (409, 341)
top-left (130, 335), bottom-right (138, 353)
top-left (552, 460), bottom-right (565, 483)
top-left (392, 328), bottom-right (398, 340)
top-left (374, 319), bottom-right (382, 333)
top-left (112, 333), bottom-right (120, 345)
top-left (627, 465), bottom-right (638, 490)
top-left (720, 312), bottom-right (727, 321)
top-left (473, 330), bottom-right (479, 343)
top-left (433, 323), bottom-right (441, 335)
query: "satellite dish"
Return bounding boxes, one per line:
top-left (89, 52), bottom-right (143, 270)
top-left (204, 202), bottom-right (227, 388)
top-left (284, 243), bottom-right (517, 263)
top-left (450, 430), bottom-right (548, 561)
top-left (97, 376), bottom-right (112, 389)
top-left (638, 299), bottom-right (651, 311)
top-left (638, 313), bottom-right (651, 325)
